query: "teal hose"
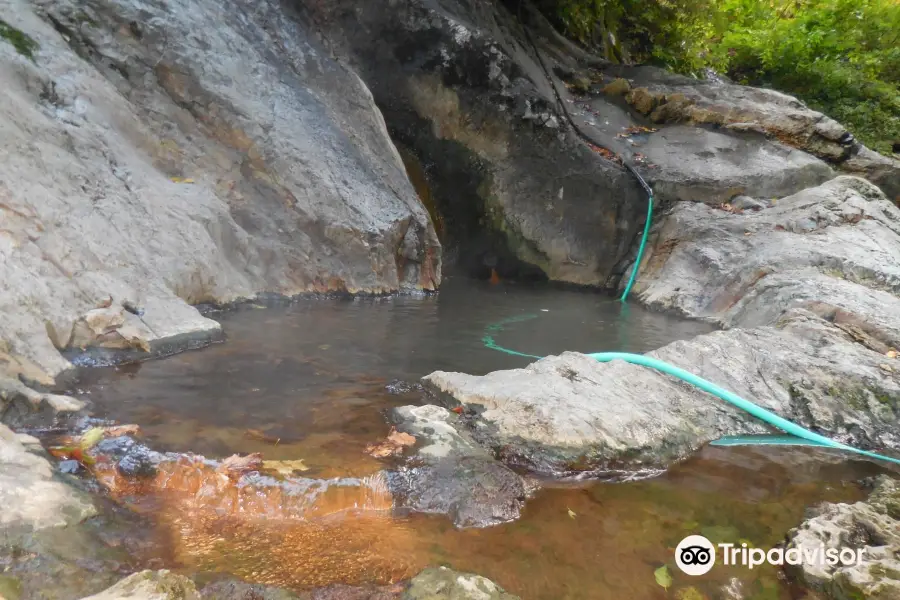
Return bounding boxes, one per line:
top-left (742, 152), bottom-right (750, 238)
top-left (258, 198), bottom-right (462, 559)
top-left (481, 316), bottom-right (900, 466)
top-left (620, 190), bottom-right (653, 303)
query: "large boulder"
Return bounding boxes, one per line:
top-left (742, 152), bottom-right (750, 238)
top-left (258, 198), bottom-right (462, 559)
top-left (787, 477), bottom-right (900, 600)
top-left (0, 0), bottom-right (440, 382)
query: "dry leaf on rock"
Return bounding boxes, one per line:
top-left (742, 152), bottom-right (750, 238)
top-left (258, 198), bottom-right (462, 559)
top-left (365, 428), bottom-right (416, 458)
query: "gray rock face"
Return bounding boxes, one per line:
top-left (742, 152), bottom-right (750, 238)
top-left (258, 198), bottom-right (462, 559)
top-left (618, 65), bottom-right (900, 202)
top-left (79, 570), bottom-right (200, 600)
top-left (403, 567), bottom-right (520, 600)
top-left (0, 423), bottom-right (96, 540)
top-left (0, 375), bottom-right (84, 429)
top-left (304, 0), bottom-right (842, 285)
top-left (787, 477), bottom-right (900, 600)
top-left (0, 0), bottom-right (440, 382)
top-left (389, 405), bottom-right (526, 528)
top-left (632, 176), bottom-right (900, 327)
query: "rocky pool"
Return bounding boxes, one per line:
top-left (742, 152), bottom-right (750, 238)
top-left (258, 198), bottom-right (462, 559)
top-left (55, 277), bottom-right (891, 599)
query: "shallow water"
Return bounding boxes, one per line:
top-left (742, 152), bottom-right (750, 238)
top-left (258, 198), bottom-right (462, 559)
top-left (70, 277), bottom-right (892, 599)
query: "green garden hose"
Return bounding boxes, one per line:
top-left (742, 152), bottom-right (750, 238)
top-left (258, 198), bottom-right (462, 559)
top-left (482, 315), bottom-right (900, 466)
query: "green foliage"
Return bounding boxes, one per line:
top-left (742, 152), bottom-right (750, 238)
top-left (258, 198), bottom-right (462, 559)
top-left (0, 19), bottom-right (38, 61)
top-left (538, 0), bottom-right (900, 155)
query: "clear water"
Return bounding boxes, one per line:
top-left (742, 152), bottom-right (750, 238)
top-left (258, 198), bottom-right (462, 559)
top-left (69, 276), bottom-right (890, 599)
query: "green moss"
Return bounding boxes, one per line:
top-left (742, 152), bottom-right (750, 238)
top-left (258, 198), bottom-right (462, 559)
top-left (0, 19), bottom-right (38, 60)
top-left (0, 575), bottom-right (23, 600)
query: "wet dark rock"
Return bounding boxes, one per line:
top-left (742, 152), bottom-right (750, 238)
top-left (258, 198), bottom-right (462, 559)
top-left (403, 567), bottom-right (520, 600)
top-left (115, 442), bottom-right (164, 478)
top-left (385, 379), bottom-right (424, 396)
top-left (786, 477), bottom-right (900, 600)
top-left (389, 405), bottom-right (526, 528)
top-left (0, 377), bottom-right (84, 430)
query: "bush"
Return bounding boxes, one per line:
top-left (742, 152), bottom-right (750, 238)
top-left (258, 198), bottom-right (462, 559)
top-left (537, 0), bottom-right (900, 155)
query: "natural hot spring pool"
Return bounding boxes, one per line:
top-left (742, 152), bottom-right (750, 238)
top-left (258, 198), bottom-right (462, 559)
top-left (66, 276), bottom-right (889, 599)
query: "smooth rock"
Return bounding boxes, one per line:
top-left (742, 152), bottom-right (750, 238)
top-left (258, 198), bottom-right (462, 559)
top-left (79, 570), bottom-right (199, 600)
top-left (389, 405), bottom-right (526, 528)
top-left (403, 567), bottom-right (520, 600)
top-left (787, 477), bottom-right (900, 600)
top-left (0, 423), bottom-right (96, 540)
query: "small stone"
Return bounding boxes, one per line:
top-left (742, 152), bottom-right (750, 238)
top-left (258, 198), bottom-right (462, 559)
top-left (730, 195), bottom-right (768, 211)
top-left (59, 459), bottom-right (82, 474)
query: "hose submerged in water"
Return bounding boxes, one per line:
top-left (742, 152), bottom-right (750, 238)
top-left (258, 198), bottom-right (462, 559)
top-left (482, 316), bottom-right (900, 466)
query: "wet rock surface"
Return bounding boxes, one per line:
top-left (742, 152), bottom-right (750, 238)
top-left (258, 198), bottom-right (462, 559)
top-left (403, 567), bottom-right (520, 600)
top-left (787, 477), bottom-right (900, 600)
top-left (0, 0), bottom-right (440, 383)
top-left (389, 405), bottom-right (526, 528)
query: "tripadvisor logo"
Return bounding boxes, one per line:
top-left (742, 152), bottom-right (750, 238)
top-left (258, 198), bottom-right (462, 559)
top-left (674, 535), bottom-right (866, 576)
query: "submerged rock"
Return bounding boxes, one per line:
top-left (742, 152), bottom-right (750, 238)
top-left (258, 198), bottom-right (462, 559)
top-left (80, 570), bottom-right (199, 600)
top-left (389, 405), bottom-right (526, 528)
top-left (787, 477), bottom-right (900, 600)
top-left (403, 567), bottom-right (520, 600)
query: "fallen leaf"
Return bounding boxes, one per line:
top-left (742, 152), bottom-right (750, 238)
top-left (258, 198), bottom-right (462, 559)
top-left (365, 428), bottom-right (416, 458)
top-left (262, 459), bottom-right (309, 476)
top-left (102, 424), bottom-right (141, 438)
top-left (170, 177), bottom-right (195, 184)
top-left (451, 406), bottom-right (464, 414)
top-left (245, 429), bottom-right (281, 445)
top-left (216, 453), bottom-right (263, 479)
top-left (79, 427), bottom-right (106, 449)
top-left (887, 349), bottom-right (897, 359)
top-left (879, 363), bottom-right (894, 373)
top-left (654, 565), bottom-right (673, 591)
top-left (568, 508), bottom-right (577, 519)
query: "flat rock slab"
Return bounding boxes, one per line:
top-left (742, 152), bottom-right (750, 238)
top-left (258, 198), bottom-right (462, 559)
top-left (80, 570), bottom-right (200, 600)
top-left (424, 310), bottom-right (900, 476)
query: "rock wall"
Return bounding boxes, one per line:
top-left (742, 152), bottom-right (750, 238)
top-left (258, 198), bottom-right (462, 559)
top-left (0, 0), bottom-right (440, 383)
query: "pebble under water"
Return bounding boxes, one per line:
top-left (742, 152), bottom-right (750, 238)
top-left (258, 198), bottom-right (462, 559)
top-left (69, 277), bottom-right (890, 599)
